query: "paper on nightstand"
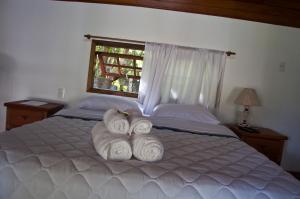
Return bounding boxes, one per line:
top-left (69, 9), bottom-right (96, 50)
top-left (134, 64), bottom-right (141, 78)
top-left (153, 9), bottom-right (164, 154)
top-left (21, 101), bottom-right (47, 106)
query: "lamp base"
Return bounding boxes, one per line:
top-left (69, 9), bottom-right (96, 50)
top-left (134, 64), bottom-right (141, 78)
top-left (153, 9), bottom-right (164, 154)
top-left (238, 121), bottom-right (249, 127)
top-left (238, 106), bottom-right (250, 127)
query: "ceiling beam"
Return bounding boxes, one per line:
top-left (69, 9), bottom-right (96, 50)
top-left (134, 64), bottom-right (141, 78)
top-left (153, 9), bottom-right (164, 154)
top-left (57, 0), bottom-right (300, 28)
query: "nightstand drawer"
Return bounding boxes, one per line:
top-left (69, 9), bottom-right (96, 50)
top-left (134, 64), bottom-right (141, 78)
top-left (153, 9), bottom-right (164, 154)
top-left (243, 137), bottom-right (284, 164)
top-left (7, 108), bottom-right (45, 129)
top-left (5, 100), bottom-right (64, 130)
top-left (226, 124), bottom-right (287, 165)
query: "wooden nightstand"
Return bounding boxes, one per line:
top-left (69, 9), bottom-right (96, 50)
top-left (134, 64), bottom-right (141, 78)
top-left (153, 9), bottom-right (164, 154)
top-left (4, 100), bottom-right (64, 130)
top-left (226, 124), bottom-right (288, 165)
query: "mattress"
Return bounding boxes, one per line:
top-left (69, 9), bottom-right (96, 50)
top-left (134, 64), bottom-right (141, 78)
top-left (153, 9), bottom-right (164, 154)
top-left (0, 112), bottom-right (299, 199)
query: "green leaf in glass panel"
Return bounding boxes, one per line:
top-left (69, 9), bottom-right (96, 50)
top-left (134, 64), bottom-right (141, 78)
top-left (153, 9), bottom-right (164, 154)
top-left (119, 58), bottom-right (133, 66)
top-left (114, 47), bottom-right (125, 54)
top-left (105, 66), bottom-right (112, 73)
top-left (110, 67), bottom-right (119, 74)
top-left (120, 68), bottom-right (126, 75)
top-left (137, 50), bottom-right (144, 56)
top-left (136, 60), bottom-right (143, 68)
top-left (107, 47), bottom-right (113, 53)
top-left (119, 48), bottom-right (125, 54)
top-left (96, 45), bottom-right (106, 52)
top-left (103, 46), bottom-right (109, 52)
top-left (102, 56), bottom-right (118, 64)
top-left (127, 69), bottom-right (134, 76)
top-left (136, 69), bottom-right (142, 76)
top-left (128, 49), bottom-right (133, 55)
top-left (112, 79), bottom-right (120, 91)
top-left (128, 49), bottom-right (144, 56)
top-left (119, 77), bottom-right (129, 92)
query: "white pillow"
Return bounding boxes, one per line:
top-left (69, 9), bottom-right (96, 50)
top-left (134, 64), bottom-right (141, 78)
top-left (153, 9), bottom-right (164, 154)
top-left (78, 95), bottom-right (141, 113)
top-left (152, 104), bottom-right (220, 124)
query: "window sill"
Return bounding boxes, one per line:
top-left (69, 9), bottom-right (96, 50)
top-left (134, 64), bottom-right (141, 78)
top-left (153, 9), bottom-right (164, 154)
top-left (86, 88), bottom-right (138, 98)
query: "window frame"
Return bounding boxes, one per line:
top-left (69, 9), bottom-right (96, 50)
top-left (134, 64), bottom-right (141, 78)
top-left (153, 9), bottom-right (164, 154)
top-left (86, 40), bottom-right (145, 98)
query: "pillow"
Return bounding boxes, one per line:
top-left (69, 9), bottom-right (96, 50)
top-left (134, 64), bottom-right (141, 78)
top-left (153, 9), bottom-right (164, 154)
top-left (152, 104), bottom-right (220, 124)
top-left (77, 95), bottom-right (142, 113)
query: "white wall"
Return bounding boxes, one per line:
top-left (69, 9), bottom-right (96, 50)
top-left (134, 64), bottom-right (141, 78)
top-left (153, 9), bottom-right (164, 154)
top-left (0, 0), bottom-right (299, 171)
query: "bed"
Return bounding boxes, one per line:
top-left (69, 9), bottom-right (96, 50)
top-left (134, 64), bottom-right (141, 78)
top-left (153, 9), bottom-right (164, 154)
top-left (0, 99), bottom-right (300, 199)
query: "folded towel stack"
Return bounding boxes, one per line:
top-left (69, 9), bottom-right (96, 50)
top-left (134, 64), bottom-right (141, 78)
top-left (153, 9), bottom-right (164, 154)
top-left (103, 108), bottom-right (130, 135)
top-left (128, 114), bottom-right (163, 162)
top-left (128, 115), bottom-right (153, 136)
top-left (92, 122), bottom-right (132, 161)
top-left (131, 134), bottom-right (164, 162)
top-left (92, 108), bottom-right (164, 162)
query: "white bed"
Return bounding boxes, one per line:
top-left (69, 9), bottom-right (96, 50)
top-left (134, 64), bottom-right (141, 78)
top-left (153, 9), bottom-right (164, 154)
top-left (0, 107), bottom-right (299, 199)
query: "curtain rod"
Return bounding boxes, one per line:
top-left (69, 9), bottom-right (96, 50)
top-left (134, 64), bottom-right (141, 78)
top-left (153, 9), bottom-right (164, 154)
top-left (84, 34), bottom-right (236, 56)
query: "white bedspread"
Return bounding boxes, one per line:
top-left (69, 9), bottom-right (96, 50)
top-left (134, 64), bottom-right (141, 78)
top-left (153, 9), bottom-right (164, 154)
top-left (0, 115), bottom-right (299, 199)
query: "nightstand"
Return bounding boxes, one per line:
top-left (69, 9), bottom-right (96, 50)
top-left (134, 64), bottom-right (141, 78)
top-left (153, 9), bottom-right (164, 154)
top-left (4, 100), bottom-right (64, 130)
top-left (226, 124), bottom-right (288, 165)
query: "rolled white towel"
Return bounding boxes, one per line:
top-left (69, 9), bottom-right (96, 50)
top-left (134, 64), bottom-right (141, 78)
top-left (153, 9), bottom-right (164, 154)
top-left (92, 122), bottom-right (132, 161)
top-left (131, 134), bottom-right (164, 162)
top-left (103, 108), bottom-right (130, 135)
top-left (128, 116), bottom-right (153, 135)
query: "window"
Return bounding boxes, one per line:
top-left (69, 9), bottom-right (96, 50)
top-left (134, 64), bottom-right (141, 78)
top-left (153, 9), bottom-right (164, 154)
top-left (87, 40), bottom-right (145, 98)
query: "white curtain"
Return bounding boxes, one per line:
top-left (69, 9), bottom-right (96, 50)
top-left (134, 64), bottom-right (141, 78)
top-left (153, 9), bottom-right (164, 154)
top-left (138, 43), bottom-right (174, 115)
top-left (138, 42), bottom-right (226, 115)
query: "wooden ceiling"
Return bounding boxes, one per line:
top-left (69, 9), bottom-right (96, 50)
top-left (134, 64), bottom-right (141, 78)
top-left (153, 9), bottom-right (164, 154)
top-left (59, 0), bottom-right (300, 28)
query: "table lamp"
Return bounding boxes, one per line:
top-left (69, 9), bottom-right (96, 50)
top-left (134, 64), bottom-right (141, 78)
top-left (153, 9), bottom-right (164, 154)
top-left (235, 88), bottom-right (260, 127)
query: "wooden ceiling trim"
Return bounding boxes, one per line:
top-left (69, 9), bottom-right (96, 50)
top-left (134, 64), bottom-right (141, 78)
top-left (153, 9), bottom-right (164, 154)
top-left (57, 0), bottom-right (300, 28)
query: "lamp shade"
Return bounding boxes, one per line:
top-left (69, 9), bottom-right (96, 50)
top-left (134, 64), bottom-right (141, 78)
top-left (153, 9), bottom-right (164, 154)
top-left (235, 88), bottom-right (260, 106)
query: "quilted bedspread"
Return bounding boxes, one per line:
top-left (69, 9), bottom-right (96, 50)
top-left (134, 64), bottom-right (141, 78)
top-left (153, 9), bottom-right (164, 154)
top-left (0, 116), bottom-right (299, 199)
